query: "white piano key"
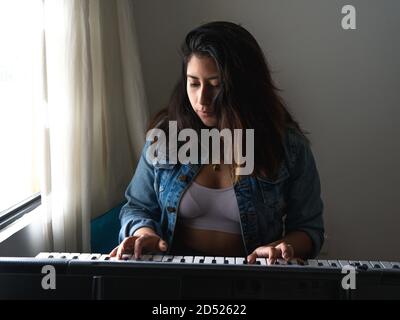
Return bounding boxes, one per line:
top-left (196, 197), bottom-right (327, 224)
top-left (88, 254), bottom-right (102, 260)
top-left (307, 259), bottom-right (319, 267)
top-left (151, 255), bottom-right (164, 262)
top-left (78, 253), bottom-right (92, 260)
top-left (172, 256), bottom-right (185, 263)
top-left (256, 258), bottom-right (267, 266)
top-left (48, 252), bottom-right (62, 259)
top-left (204, 256), bottom-right (215, 264)
top-left (288, 259), bottom-right (299, 265)
top-left (276, 259), bottom-right (287, 265)
top-left (193, 256), bottom-right (205, 264)
top-left (338, 260), bottom-right (350, 268)
top-left (360, 261), bottom-right (372, 269)
top-left (214, 257), bottom-right (225, 265)
top-left (381, 261), bottom-right (393, 269)
top-left (235, 257), bottom-right (246, 265)
top-left (36, 252), bottom-right (51, 259)
top-left (317, 260), bottom-right (330, 267)
top-left (161, 255), bottom-right (174, 262)
top-left (327, 260), bottom-right (340, 268)
top-left (224, 257), bottom-right (235, 265)
top-left (183, 256), bottom-right (194, 264)
top-left (140, 255), bottom-right (154, 261)
top-left (369, 261), bottom-right (383, 269)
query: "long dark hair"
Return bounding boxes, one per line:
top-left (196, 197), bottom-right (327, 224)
top-left (148, 21), bottom-right (308, 180)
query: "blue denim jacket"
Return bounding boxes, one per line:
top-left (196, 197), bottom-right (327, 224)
top-left (119, 127), bottom-right (324, 258)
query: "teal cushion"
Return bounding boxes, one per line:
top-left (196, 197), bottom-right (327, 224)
top-left (90, 202), bottom-right (125, 254)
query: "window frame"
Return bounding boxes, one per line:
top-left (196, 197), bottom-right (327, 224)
top-left (0, 193), bottom-right (41, 231)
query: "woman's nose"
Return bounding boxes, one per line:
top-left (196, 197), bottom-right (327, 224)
top-left (198, 87), bottom-right (212, 106)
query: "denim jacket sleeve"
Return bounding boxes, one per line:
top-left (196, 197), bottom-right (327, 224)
top-left (285, 129), bottom-right (325, 258)
top-left (118, 141), bottom-right (162, 242)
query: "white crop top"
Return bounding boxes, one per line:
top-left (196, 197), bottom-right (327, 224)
top-left (178, 181), bottom-right (242, 234)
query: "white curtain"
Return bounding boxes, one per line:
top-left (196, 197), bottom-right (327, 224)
top-left (39, 0), bottom-right (148, 253)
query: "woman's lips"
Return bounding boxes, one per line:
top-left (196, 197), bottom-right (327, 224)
top-left (197, 110), bottom-right (215, 117)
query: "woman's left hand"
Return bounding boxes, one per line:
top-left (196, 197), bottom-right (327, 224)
top-left (246, 241), bottom-right (294, 265)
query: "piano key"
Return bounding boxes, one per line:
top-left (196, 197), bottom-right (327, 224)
top-left (152, 255), bottom-right (164, 262)
top-left (172, 256), bottom-right (184, 263)
top-left (99, 254), bottom-right (111, 261)
top-left (35, 252), bottom-right (51, 259)
top-left (183, 256), bottom-right (194, 264)
top-left (327, 260), bottom-right (340, 268)
top-left (338, 260), bottom-right (350, 268)
top-left (317, 260), bottom-right (330, 267)
top-left (193, 256), bottom-right (205, 264)
top-left (224, 257), bottom-right (235, 265)
top-left (256, 258), bottom-right (267, 266)
top-left (349, 260), bottom-right (361, 267)
top-left (204, 256), bottom-right (215, 264)
top-left (391, 262), bottom-right (400, 269)
top-left (235, 257), bottom-right (246, 265)
top-left (89, 254), bottom-right (101, 260)
top-left (369, 261), bottom-right (383, 269)
top-left (307, 260), bottom-right (320, 267)
top-left (289, 259), bottom-right (299, 265)
top-left (359, 261), bottom-right (372, 269)
top-left (214, 257), bottom-right (225, 265)
top-left (161, 255), bottom-right (174, 263)
top-left (381, 261), bottom-right (393, 269)
top-left (78, 253), bottom-right (92, 260)
top-left (48, 252), bottom-right (62, 259)
top-left (140, 255), bottom-right (154, 261)
top-left (277, 259), bottom-right (287, 265)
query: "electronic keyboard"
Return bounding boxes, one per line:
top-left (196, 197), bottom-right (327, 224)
top-left (0, 252), bottom-right (399, 300)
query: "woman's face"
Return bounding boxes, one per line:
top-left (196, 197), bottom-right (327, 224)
top-left (186, 54), bottom-right (220, 127)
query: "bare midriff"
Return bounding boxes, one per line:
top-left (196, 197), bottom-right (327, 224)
top-left (175, 164), bottom-right (246, 256)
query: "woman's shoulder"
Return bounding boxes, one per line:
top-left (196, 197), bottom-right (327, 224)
top-left (283, 125), bottom-right (312, 167)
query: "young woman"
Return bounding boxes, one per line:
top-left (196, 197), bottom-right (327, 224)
top-left (110, 21), bottom-right (324, 264)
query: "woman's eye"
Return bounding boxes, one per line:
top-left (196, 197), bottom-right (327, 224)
top-left (190, 83), bottom-right (200, 87)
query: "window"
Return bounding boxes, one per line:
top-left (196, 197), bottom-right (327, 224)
top-left (0, 0), bottom-right (43, 227)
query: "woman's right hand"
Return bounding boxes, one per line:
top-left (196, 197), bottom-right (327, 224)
top-left (109, 233), bottom-right (168, 260)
